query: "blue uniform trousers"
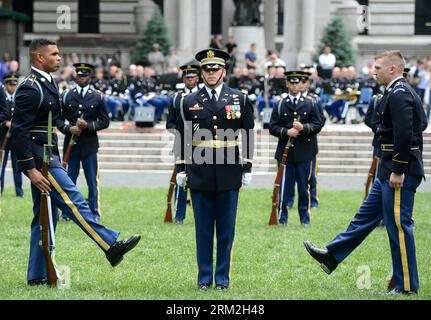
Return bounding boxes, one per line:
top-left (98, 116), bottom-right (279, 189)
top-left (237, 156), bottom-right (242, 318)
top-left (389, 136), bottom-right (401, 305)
top-left (191, 189), bottom-right (239, 287)
top-left (174, 183), bottom-right (187, 222)
top-left (27, 166), bottom-right (119, 281)
top-left (0, 149), bottom-right (24, 196)
top-left (66, 152), bottom-right (101, 218)
top-left (285, 157), bottom-right (319, 209)
top-left (279, 161), bottom-right (311, 225)
top-left (326, 176), bottom-right (421, 292)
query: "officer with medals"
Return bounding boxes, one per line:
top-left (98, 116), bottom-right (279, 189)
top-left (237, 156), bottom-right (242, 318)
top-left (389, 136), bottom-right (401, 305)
top-left (0, 73), bottom-right (24, 197)
top-left (304, 51), bottom-right (425, 294)
top-left (269, 71), bottom-right (323, 226)
top-left (57, 63), bottom-right (110, 222)
top-left (12, 39), bottom-right (140, 285)
top-left (175, 49), bottom-right (254, 291)
top-left (166, 60), bottom-right (200, 224)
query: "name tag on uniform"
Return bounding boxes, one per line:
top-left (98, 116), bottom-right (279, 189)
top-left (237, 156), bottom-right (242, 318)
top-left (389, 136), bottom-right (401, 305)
top-left (189, 104), bottom-right (204, 111)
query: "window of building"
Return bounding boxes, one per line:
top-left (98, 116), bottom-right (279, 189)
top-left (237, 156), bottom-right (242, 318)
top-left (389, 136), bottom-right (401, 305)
top-left (78, 0), bottom-right (99, 33)
top-left (277, 0), bottom-right (284, 35)
top-left (415, 0), bottom-right (431, 35)
top-left (12, 0), bottom-right (33, 32)
top-left (154, 0), bottom-right (164, 14)
top-left (211, 0), bottom-right (222, 35)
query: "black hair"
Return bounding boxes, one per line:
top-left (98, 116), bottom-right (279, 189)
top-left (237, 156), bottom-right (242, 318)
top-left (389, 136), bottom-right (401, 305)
top-left (29, 38), bottom-right (57, 63)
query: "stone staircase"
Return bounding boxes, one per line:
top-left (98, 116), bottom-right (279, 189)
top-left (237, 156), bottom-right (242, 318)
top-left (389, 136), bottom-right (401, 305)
top-left (54, 126), bottom-right (431, 176)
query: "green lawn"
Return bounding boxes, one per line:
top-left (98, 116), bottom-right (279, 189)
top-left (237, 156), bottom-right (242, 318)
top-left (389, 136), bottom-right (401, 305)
top-left (0, 187), bottom-right (429, 300)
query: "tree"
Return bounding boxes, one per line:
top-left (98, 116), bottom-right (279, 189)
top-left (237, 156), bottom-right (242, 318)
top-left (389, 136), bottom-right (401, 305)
top-left (132, 6), bottom-right (172, 65)
top-left (314, 14), bottom-right (356, 67)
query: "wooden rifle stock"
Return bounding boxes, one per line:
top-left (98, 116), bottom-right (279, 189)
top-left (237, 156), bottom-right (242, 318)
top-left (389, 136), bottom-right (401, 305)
top-left (40, 111), bottom-right (60, 287)
top-left (269, 136), bottom-right (293, 225)
top-left (62, 114), bottom-right (84, 169)
top-left (364, 156), bottom-right (378, 200)
top-left (164, 166), bottom-right (177, 223)
top-left (0, 129), bottom-right (11, 164)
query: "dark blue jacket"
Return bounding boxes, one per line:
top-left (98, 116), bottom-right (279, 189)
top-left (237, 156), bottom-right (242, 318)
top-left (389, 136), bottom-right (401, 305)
top-left (269, 95), bottom-right (323, 163)
top-left (175, 85), bottom-right (255, 191)
top-left (57, 86), bottom-right (110, 158)
top-left (11, 69), bottom-right (62, 172)
top-left (375, 77), bottom-right (425, 180)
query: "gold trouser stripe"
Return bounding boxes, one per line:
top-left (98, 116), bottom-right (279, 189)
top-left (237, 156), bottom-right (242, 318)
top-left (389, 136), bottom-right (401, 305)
top-left (48, 172), bottom-right (110, 251)
top-left (192, 140), bottom-right (238, 148)
top-left (394, 187), bottom-right (410, 291)
top-left (315, 157), bottom-right (320, 203)
top-left (97, 154), bottom-right (101, 216)
top-left (229, 241), bottom-right (235, 280)
top-left (308, 161), bottom-right (312, 220)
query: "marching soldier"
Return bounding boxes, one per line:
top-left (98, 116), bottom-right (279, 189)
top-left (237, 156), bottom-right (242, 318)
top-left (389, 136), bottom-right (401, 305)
top-left (304, 51), bottom-right (425, 295)
top-left (166, 60), bottom-right (200, 224)
top-left (57, 63), bottom-right (110, 222)
top-left (12, 39), bottom-right (140, 285)
top-left (0, 73), bottom-right (24, 197)
top-left (269, 71), bottom-right (323, 226)
top-left (175, 49), bottom-right (254, 291)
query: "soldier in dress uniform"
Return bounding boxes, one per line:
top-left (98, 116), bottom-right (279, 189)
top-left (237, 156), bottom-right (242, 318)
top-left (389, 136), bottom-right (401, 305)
top-left (175, 48), bottom-right (254, 291)
top-left (269, 71), bottom-right (323, 226)
top-left (304, 51), bottom-right (425, 295)
top-left (0, 73), bottom-right (24, 197)
top-left (166, 60), bottom-right (201, 224)
top-left (57, 63), bottom-right (110, 222)
top-left (11, 39), bottom-right (140, 285)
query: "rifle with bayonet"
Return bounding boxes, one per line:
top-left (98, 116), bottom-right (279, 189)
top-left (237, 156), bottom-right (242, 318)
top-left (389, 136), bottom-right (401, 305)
top-left (269, 116), bottom-right (300, 225)
top-left (40, 111), bottom-right (60, 287)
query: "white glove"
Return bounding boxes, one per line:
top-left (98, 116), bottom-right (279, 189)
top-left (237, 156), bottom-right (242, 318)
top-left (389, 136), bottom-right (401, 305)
top-left (176, 171), bottom-right (187, 188)
top-left (242, 172), bottom-right (252, 186)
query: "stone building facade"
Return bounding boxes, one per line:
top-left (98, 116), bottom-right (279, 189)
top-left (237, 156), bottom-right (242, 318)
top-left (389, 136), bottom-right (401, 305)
top-left (1, 0), bottom-right (430, 73)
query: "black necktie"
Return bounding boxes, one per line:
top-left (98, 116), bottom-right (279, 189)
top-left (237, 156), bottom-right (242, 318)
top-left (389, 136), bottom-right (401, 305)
top-left (293, 98), bottom-right (297, 105)
top-left (211, 89), bottom-right (217, 106)
top-left (81, 89), bottom-right (85, 99)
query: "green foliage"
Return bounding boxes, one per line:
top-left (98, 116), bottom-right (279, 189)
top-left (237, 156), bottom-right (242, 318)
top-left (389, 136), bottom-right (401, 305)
top-left (314, 14), bottom-right (356, 67)
top-left (132, 6), bottom-right (172, 65)
top-left (0, 188), bottom-right (429, 300)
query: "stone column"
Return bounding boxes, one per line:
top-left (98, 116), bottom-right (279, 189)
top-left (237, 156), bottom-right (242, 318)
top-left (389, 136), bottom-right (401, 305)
top-left (264, 0), bottom-right (276, 51)
top-left (222, 0), bottom-right (235, 41)
top-left (163, 0), bottom-right (180, 48)
top-left (280, 0), bottom-right (300, 69)
top-left (135, 0), bottom-right (157, 34)
top-left (194, 0), bottom-right (212, 53)
top-left (178, 0), bottom-right (194, 63)
top-left (297, 0), bottom-right (316, 66)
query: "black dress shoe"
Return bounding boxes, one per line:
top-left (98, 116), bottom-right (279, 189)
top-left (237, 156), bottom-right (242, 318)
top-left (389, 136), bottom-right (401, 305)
top-left (215, 285), bottom-right (228, 291)
top-left (106, 235), bottom-right (141, 267)
top-left (28, 278), bottom-right (47, 286)
top-left (198, 284), bottom-right (211, 292)
top-left (387, 288), bottom-right (417, 295)
top-left (303, 241), bottom-right (338, 274)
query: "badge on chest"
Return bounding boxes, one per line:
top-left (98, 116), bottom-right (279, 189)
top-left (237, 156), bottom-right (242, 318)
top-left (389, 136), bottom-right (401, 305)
top-left (225, 105), bottom-right (241, 119)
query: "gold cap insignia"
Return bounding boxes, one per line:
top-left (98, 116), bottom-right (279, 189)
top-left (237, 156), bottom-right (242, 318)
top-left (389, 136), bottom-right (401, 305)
top-left (207, 50), bottom-right (215, 59)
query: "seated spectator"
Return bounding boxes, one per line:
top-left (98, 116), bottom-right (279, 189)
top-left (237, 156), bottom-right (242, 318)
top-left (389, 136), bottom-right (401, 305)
top-left (245, 43), bottom-right (259, 70)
